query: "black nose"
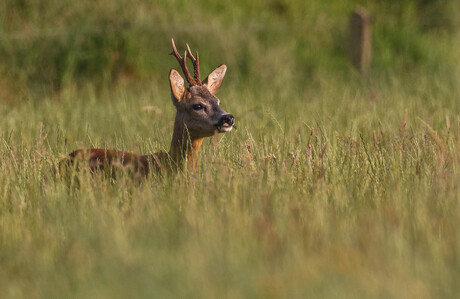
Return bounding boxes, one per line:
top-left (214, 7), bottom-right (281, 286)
top-left (221, 114), bottom-right (234, 126)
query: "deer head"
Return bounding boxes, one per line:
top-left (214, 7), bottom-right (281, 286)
top-left (169, 38), bottom-right (234, 140)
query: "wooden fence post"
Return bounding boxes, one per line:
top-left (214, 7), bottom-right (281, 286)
top-left (348, 7), bottom-right (372, 73)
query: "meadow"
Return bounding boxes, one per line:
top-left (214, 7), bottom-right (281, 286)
top-left (0, 1), bottom-right (459, 298)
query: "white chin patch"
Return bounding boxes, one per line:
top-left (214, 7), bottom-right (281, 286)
top-left (216, 124), bottom-right (233, 132)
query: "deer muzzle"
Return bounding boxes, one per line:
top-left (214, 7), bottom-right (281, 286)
top-left (216, 114), bottom-right (234, 132)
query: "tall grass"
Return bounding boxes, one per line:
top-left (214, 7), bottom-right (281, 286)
top-left (0, 0), bottom-right (460, 298)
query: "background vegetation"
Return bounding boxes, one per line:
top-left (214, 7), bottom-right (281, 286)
top-left (0, 0), bottom-right (459, 298)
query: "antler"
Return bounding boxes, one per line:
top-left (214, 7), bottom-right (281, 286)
top-left (186, 43), bottom-right (201, 83)
top-left (170, 38), bottom-right (202, 86)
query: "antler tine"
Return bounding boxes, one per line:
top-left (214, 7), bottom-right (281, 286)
top-left (186, 43), bottom-right (196, 60)
top-left (186, 43), bottom-right (202, 84)
top-left (170, 38), bottom-right (195, 85)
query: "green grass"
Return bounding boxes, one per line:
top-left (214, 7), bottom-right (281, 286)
top-left (1, 69), bottom-right (459, 298)
top-left (1, 0), bottom-right (460, 298)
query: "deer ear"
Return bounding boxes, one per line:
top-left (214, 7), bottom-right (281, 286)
top-left (203, 64), bottom-right (227, 95)
top-left (169, 69), bottom-right (186, 103)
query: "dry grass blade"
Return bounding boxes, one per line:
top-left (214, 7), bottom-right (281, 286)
top-left (289, 152), bottom-right (296, 167)
top-left (373, 130), bottom-right (379, 149)
top-left (445, 115), bottom-right (450, 134)
top-left (399, 109), bottom-right (408, 137)
top-left (212, 129), bottom-right (219, 148)
top-left (263, 154), bottom-right (277, 161)
top-left (306, 129), bottom-right (314, 159)
top-left (418, 117), bottom-right (448, 155)
top-left (246, 140), bottom-right (252, 154)
top-left (319, 144), bottom-right (327, 160)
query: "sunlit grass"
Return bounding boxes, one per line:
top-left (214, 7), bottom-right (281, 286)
top-left (1, 0), bottom-right (460, 298)
top-left (0, 63), bottom-right (459, 297)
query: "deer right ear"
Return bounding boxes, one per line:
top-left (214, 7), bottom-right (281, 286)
top-left (169, 69), bottom-right (186, 103)
top-left (203, 64), bottom-right (227, 95)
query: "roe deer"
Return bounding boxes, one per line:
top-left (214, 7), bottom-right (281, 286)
top-left (62, 39), bottom-right (234, 175)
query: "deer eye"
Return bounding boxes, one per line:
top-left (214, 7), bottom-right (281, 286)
top-left (192, 104), bottom-right (204, 111)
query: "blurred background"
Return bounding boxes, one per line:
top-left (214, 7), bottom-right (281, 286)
top-left (0, 0), bottom-right (458, 102)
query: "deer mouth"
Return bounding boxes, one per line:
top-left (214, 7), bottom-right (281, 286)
top-left (215, 123), bottom-right (233, 132)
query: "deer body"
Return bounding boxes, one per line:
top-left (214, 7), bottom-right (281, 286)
top-left (63, 39), bottom-right (234, 175)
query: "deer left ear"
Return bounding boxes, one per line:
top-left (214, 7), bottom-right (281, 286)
top-left (169, 69), bottom-right (186, 104)
top-left (203, 64), bottom-right (227, 95)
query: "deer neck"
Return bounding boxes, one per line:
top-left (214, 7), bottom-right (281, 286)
top-left (168, 115), bottom-right (204, 170)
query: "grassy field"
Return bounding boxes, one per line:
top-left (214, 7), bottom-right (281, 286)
top-left (1, 1), bottom-right (460, 298)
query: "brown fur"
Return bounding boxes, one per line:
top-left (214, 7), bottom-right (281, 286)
top-left (63, 149), bottom-right (171, 175)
